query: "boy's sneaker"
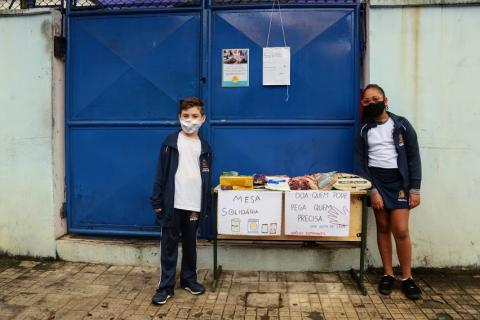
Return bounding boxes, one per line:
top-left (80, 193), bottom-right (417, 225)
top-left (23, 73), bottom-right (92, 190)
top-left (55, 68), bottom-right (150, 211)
top-left (401, 278), bottom-right (422, 300)
top-left (151, 288), bottom-right (174, 305)
top-left (378, 275), bottom-right (395, 295)
top-left (181, 281), bottom-right (205, 295)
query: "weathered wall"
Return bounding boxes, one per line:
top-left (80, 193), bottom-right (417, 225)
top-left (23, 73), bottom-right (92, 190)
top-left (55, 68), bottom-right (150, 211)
top-left (366, 4), bottom-right (480, 267)
top-left (2, 4), bottom-right (479, 269)
top-left (0, 10), bottom-right (65, 257)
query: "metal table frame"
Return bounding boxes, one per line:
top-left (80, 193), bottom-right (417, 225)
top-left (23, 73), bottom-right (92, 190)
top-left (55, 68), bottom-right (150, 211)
top-left (211, 191), bottom-right (369, 295)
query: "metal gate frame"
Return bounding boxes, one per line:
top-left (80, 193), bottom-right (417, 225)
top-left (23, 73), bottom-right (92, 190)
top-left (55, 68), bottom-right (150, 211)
top-left (65, 0), bottom-right (361, 238)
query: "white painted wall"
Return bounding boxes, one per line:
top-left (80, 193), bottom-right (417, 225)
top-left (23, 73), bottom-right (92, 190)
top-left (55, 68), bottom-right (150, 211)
top-left (1, 4), bottom-right (479, 269)
top-left (0, 10), bottom-right (65, 258)
top-left (366, 5), bottom-right (480, 267)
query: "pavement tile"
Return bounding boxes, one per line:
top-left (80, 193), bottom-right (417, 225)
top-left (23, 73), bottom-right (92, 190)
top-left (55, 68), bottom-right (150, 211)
top-left (1, 260), bottom-right (480, 320)
top-left (233, 271), bottom-right (260, 283)
top-left (287, 282), bottom-right (317, 293)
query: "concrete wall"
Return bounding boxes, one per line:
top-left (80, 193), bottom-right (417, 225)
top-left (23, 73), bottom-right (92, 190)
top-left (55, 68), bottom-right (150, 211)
top-left (0, 10), bottom-right (65, 258)
top-left (2, 3), bottom-right (479, 269)
top-left (366, 3), bottom-right (480, 268)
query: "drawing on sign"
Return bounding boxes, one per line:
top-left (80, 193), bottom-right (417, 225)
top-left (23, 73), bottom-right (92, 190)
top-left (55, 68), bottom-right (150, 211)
top-left (261, 224), bottom-right (268, 234)
top-left (269, 223), bottom-right (278, 235)
top-left (231, 218), bottom-right (241, 232)
top-left (248, 219), bottom-right (259, 233)
top-left (327, 206), bottom-right (349, 226)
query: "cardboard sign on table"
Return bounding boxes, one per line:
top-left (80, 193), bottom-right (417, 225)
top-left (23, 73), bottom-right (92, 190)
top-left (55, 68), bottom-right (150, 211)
top-left (218, 190), bottom-right (282, 236)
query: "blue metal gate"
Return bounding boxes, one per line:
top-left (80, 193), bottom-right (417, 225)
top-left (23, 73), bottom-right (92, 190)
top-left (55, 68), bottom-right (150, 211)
top-left (66, 0), bottom-right (360, 237)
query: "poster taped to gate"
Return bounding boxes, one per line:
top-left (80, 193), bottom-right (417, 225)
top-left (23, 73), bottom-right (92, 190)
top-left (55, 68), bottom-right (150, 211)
top-left (222, 49), bottom-right (249, 87)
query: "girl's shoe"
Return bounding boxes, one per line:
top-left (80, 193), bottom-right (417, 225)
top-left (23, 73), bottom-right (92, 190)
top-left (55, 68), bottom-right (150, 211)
top-left (401, 278), bottom-right (422, 300)
top-left (378, 275), bottom-right (395, 295)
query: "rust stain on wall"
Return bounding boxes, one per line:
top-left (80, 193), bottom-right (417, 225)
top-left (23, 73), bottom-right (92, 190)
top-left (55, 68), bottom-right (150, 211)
top-left (412, 7), bottom-right (421, 119)
top-left (400, 9), bottom-right (408, 100)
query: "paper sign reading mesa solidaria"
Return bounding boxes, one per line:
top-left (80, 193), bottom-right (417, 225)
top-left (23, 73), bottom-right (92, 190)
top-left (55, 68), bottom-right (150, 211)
top-left (218, 190), bottom-right (282, 236)
top-left (285, 191), bottom-right (350, 237)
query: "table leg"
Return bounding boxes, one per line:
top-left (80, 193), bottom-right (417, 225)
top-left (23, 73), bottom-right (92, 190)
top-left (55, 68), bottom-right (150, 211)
top-left (351, 195), bottom-right (368, 296)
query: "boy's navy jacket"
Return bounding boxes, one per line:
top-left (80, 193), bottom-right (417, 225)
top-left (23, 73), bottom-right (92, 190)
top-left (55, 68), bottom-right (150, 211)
top-left (151, 131), bottom-right (212, 227)
top-left (355, 112), bottom-right (422, 192)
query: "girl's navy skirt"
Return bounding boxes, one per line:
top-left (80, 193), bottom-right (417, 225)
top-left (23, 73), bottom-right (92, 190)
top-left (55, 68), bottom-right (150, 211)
top-left (369, 166), bottom-right (410, 210)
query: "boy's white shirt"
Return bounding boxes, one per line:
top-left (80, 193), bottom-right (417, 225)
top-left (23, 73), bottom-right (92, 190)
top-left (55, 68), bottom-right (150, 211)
top-left (174, 132), bottom-right (202, 212)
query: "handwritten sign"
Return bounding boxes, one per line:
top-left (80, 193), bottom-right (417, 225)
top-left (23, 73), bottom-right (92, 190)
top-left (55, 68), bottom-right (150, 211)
top-left (263, 47), bottom-right (291, 86)
top-left (218, 190), bottom-right (282, 236)
top-left (285, 191), bottom-right (350, 237)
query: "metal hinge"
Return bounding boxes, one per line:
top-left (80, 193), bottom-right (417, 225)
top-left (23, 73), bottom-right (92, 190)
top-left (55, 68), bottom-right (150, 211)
top-left (54, 36), bottom-right (66, 60)
top-left (60, 202), bottom-right (66, 219)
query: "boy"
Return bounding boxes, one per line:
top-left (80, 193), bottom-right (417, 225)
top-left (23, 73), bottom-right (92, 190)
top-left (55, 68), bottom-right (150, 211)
top-left (151, 97), bottom-right (212, 305)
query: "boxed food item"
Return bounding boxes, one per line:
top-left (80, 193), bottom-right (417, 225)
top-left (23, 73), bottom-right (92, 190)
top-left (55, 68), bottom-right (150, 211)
top-left (220, 175), bottom-right (254, 190)
top-left (333, 173), bottom-right (372, 191)
top-left (253, 174), bottom-right (267, 187)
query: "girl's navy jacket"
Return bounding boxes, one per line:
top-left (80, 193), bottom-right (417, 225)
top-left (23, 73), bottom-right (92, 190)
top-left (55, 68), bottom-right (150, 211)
top-left (355, 112), bottom-right (422, 192)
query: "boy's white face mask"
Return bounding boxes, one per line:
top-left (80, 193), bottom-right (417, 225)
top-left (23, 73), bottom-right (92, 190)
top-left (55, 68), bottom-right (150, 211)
top-left (180, 118), bottom-right (205, 134)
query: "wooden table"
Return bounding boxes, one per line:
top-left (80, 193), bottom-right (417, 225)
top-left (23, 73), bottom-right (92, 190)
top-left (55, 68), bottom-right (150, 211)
top-left (211, 188), bottom-right (370, 295)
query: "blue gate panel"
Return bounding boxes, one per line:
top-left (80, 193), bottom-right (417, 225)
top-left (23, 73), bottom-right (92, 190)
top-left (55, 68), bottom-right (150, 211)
top-left (67, 12), bottom-right (201, 236)
top-left (69, 13), bottom-right (200, 121)
top-left (68, 127), bottom-right (176, 235)
top-left (211, 126), bottom-right (354, 183)
top-left (211, 9), bottom-right (355, 120)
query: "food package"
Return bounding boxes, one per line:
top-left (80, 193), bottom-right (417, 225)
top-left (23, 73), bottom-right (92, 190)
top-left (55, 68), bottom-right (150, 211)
top-left (265, 176), bottom-right (290, 191)
top-left (333, 173), bottom-right (372, 191)
top-left (221, 171), bottom-right (238, 177)
top-left (289, 175), bottom-right (319, 190)
top-left (220, 175), bottom-right (254, 190)
top-left (313, 171), bottom-right (338, 190)
top-left (253, 174), bottom-right (267, 187)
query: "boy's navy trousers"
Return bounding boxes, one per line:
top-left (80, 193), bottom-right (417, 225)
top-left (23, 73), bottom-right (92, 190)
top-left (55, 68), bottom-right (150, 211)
top-left (158, 209), bottom-right (199, 290)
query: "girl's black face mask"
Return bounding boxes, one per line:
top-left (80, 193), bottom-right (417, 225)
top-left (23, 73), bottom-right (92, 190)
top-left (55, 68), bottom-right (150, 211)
top-left (363, 101), bottom-right (386, 119)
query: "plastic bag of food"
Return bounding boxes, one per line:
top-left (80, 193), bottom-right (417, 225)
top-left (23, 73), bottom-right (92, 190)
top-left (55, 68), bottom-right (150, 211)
top-left (313, 171), bottom-right (338, 190)
top-left (289, 175), bottom-right (318, 190)
top-left (265, 176), bottom-right (290, 191)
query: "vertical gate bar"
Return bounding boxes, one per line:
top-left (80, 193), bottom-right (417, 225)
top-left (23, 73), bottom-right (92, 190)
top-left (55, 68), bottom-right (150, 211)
top-left (212, 190), bottom-right (222, 291)
top-left (65, 0), bottom-right (72, 233)
top-left (200, 0), bottom-right (212, 239)
top-left (356, 1), bottom-right (368, 296)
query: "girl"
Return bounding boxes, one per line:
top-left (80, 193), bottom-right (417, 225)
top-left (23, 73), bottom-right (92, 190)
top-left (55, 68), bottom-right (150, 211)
top-left (356, 84), bottom-right (422, 300)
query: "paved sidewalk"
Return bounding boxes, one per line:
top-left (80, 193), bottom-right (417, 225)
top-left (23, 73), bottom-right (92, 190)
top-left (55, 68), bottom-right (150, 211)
top-left (0, 258), bottom-right (479, 320)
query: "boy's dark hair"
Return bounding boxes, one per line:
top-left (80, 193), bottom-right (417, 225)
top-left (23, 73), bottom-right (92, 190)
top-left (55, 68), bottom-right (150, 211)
top-left (361, 84), bottom-right (386, 98)
top-left (178, 97), bottom-right (205, 115)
